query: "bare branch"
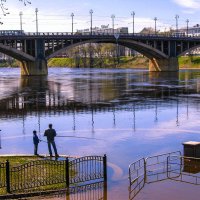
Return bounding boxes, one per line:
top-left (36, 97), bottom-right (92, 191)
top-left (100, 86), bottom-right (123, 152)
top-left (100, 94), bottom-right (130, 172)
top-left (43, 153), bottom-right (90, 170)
top-left (0, 0), bottom-right (31, 16)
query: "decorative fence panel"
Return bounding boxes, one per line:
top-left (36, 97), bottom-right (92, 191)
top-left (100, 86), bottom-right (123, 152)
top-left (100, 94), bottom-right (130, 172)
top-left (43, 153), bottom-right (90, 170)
top-left (70, 156), bottom-right (105, 185)
top-left (128, 158), bottom-right (145, 200)
top-left (10, 160), bottom-right (66, 192)
top-left (0, 155), bottom-right (107, 194)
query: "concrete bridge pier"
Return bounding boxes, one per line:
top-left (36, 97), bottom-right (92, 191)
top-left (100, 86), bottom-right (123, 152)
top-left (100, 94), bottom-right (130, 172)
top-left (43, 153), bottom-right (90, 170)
top-left (20, 39), bottom-right (48, 76)
top-left (149, 57), bottom-right (179, 72)
top-left (20, 58), bottom-right (48, 76)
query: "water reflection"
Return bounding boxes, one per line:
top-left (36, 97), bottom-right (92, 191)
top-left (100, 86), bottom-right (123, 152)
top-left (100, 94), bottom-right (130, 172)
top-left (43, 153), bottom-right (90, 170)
top-left (37, 181), bottom-right (107, 200)
top-left (129, 151), bottom-right (200, 200)
top-left (0, 71), bottom-right (198, 122)
top-left (1, 68), bottom-right (200, 199)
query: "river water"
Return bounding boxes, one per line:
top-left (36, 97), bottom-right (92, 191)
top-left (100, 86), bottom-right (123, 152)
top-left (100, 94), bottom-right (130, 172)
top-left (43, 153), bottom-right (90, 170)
top-left (0, 68), bottom-right (200, 199)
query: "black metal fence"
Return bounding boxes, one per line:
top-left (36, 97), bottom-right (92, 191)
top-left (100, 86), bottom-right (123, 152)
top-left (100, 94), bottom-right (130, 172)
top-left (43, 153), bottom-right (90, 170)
top-left (0, 155), bottom-right (107, 194)
top-left (0, 162), bottom-right (6, 188)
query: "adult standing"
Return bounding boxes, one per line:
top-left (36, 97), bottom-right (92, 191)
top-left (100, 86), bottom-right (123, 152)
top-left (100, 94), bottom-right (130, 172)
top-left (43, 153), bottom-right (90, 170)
top-left (44, 124), bottom-right (59, 157)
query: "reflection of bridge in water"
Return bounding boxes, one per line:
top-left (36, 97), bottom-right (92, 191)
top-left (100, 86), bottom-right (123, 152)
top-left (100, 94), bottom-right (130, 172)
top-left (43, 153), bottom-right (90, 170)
top-left (0, 73), bottom-right (198, 124)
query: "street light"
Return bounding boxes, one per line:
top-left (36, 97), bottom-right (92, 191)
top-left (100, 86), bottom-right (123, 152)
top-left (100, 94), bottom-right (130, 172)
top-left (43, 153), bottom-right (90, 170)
top-left (154, 17), bottom-right (157, 34)
top-left (131, 11), bottom-right (135, 35)
top-left (175, 14), bottom-right (179, 33)
top-left (186, 19), bottom-right (189, 36)
top-left (111, 14), bottom-right (115, 34)
top-left (19, 11), bottom-right (23, 33)
top-left (71, 13), bottom-right (74, 35)
top-left (89, 9), bottom-right (93, 35)
top-left (35, 8), bottom-right (38, 34)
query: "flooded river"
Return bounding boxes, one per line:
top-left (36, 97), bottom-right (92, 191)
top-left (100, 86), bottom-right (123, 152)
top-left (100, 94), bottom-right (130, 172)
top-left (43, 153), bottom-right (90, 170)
top-left (0, 68), bottom-right (200, 199)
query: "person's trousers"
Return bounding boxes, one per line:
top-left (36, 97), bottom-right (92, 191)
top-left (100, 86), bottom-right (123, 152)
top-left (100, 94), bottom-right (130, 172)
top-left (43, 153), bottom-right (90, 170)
top-left (47, 140), bottom-right (58, 156)
top-left (34, 144), bottom-right (38, 155)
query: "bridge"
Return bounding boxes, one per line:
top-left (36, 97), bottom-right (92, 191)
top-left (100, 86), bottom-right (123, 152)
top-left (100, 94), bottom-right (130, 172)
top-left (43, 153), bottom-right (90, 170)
top-left (0, 32), bottom-right (200, 75)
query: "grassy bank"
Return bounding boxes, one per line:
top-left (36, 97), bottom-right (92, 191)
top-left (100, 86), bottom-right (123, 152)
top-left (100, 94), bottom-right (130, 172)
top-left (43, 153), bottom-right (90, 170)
top-left (179, 56), bottom-right (200, 69)
top-left (0, 156), bottom-right (43, 165)
top-left (48, 56), bottom-right (200, 69)
top-left (0, 60), bottom-right (19, 68)
top-left (47, 56), bottom-right (149, 69)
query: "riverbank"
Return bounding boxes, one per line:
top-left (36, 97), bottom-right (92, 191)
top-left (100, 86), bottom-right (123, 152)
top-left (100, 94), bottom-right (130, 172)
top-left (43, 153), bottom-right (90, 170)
top-left (48, 56), bottom-right (200, 69)
top-left (47, 56), bottom-right (149, 69)
top-left (1, 56), bottom-right (200, 69)
top-left (179, 56), bottom-right (200, 69)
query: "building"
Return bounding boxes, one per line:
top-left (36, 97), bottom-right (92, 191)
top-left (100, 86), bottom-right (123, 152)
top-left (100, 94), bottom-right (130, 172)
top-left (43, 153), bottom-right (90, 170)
top-left (77, 25), bottom-right (128, 35)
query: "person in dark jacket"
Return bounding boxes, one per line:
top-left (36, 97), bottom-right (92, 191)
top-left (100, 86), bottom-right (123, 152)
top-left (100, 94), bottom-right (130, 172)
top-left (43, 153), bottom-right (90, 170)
top-left (33, 130), bottom-right (40, 155)
top-left (44, 124), bottom-right (59, 157)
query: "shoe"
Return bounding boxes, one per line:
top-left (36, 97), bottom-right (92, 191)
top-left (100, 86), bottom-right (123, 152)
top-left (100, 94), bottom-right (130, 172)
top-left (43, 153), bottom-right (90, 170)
top-left (55, 154), bottom-right (59, 157)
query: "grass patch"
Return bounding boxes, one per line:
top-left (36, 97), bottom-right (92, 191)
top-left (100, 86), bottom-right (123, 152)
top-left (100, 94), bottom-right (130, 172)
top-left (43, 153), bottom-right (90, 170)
top-left (47, 56), bottom-right (149, 69)
top-left (0, 156), bottom-right (43, 166)
top-left (179, 56), bottom-right (200, 68)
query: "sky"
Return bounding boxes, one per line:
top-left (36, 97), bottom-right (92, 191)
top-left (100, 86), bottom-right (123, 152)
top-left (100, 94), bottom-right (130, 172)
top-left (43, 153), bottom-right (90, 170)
top-left (0, 0), bottom-right (200, 33)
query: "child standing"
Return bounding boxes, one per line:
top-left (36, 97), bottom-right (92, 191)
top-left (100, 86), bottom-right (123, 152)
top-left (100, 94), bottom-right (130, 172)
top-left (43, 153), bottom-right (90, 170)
top-left (33, 130), bottom-right (40, 155)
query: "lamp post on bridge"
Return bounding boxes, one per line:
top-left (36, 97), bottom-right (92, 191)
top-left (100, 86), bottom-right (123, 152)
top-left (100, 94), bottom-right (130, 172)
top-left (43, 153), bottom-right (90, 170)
top-left (186, 19), bottom-right (189, 37)
top-left (89, 9), bottom-right (93, 35)
top-left (19, 11), bottom-right (23, 33)
top-left (175, 14), bottom-right (179, 33)
top-left (111, 14), bottom-right (115, 35)
top-left (131, 11), bottom-right (135, 35)
top-left (154, 17), bottom-right (157, 35)
top-left (35, 8), bottom-right (39, 34)
top-left (71, 13), bottom-right (74, 35)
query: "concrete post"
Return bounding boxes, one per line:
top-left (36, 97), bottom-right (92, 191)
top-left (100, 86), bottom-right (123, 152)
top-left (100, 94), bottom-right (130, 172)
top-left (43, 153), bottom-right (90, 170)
top-left (20, 39), bottom-right (48, 76)
top-left (149, 57), bottom-right (179, 72)
top-left (20, 59), bottom-right (48, 76)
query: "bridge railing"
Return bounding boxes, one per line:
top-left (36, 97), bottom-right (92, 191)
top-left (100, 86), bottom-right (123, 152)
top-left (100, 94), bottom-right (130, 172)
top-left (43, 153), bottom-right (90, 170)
top-left (0, 31), bottom-right (200, 39)
top-left (24, 32), bottom-right (200, 38)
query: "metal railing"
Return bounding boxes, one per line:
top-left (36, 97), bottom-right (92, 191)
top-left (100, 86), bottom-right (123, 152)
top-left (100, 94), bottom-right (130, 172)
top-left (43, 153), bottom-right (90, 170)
top-left (10, 160), bottom-right (66, 192)
top-left (0, 162), bottom-right (6, 188)
top-left (0, 31), bottom-right (200, 39)
top-left (129, 158), bottom-right (145, 200)
top-left (128, 152), bottom-right (200, 199)
top-left (128, 151), bottom-right (181, 199)
top-left (70, 156), bottom-right (105, 185)
top-left (145, 151), bottom-right (181, 183)
top-left (0, 155), bottom-right (107, 194)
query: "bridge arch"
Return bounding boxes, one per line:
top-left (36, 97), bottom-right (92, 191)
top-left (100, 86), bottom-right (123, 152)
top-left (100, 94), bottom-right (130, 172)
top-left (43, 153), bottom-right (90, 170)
top-left (46, 39), bottom-right (168, 60)
top-left (178, 44), bottom-right (200, 57)
top-left (0, 43), bottom-right (35, 62)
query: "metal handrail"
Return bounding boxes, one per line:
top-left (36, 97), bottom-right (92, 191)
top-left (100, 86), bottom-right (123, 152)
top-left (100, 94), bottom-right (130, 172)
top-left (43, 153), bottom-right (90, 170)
top-left (0, 31), bottom-right (200, 39)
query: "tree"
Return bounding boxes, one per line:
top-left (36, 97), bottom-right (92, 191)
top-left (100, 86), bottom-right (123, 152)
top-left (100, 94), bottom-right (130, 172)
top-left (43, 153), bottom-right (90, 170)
top-left (0, 0), bottom-right (31, 16)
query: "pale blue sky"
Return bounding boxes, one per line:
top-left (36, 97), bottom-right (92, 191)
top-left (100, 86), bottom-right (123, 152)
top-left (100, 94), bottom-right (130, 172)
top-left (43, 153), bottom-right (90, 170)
top-left (1, 0), bottom-right (200, 32)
